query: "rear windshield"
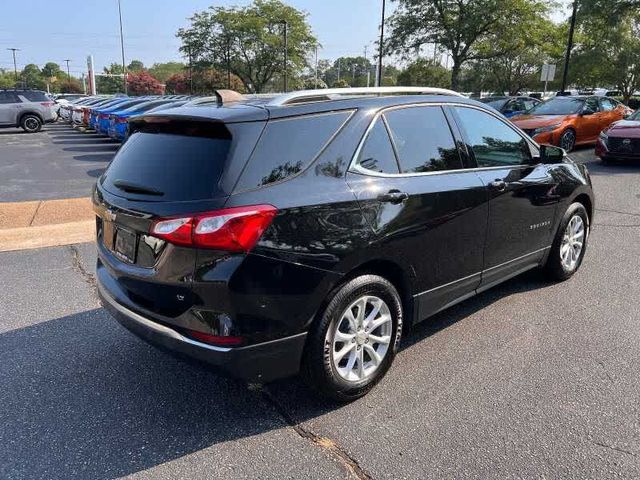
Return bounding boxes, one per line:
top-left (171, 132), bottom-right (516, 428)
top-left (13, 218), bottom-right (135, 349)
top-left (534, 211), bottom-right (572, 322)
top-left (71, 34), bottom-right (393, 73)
top-left (101, 130), bottom-right (231, 201)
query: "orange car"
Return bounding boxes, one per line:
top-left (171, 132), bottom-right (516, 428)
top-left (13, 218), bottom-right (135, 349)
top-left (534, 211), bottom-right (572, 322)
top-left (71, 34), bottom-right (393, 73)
top-left (511, 95), bottom-right (632, 151)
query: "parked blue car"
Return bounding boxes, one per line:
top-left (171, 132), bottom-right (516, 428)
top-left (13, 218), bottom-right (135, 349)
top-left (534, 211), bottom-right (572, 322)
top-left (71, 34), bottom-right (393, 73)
top-left (95, 98), bottom-right (157, 134)
top-left (107, 99), bottom-right (187, 141)
top-left (88, 98), bottom-right (132, 130)
top-left (479, 96), bottom-right (541, 118)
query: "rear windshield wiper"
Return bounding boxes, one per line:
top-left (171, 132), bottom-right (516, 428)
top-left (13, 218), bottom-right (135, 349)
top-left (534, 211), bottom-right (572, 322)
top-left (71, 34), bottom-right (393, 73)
top-left (112, 179), bottom-right (164, 196)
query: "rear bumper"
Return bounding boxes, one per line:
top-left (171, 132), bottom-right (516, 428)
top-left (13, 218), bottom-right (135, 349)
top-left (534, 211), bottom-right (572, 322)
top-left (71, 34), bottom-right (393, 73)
top-left (98, 275), bottom-right (308, 383)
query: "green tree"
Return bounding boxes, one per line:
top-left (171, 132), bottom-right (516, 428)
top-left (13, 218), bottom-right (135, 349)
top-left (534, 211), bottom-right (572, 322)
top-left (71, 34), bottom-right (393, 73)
top-left (127, 60), bottom-right (145, 73)
top-left (60, 78), bottom-right (83, 93)
top-left (148, 62), bottom-right (186, 83)
top-left (177, 0), bottom-right (318, 93)
top-left (571, 14), bottom-right (640, 103)
top-left (386, 0), bottom-right (548, 90)
top-left (397, 59), bottom-right (451, 88)
top-left (96, 63), bottom-right (125, 94)
top-left (471, 13), bottom-right (564, 94)
top-left (0, 69), bottom-right (16, 88)
top-left (20, 64), bottom-right (46, 89)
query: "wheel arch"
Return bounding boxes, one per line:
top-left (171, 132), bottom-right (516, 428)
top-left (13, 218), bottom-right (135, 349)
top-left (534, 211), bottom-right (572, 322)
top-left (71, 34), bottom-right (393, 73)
top-left (573, 193), bottom-right (593, 224)
top-left (328, 258), bottom-right (415, 328)
top-left (18, 110), bottom-right (44, 125)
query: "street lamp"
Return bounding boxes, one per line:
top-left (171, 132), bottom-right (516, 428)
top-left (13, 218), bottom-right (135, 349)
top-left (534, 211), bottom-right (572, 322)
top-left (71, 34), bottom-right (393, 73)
top-left (7, 48), bottom-right (19, 82)
top-left (279, 20), bottom-right (288, 93)
top-left (560, 0), bottom-right (578, 94)
top-left (117, 0), bottom-right (127, 95)
top-left (376, 0), bottom-right (386, 87)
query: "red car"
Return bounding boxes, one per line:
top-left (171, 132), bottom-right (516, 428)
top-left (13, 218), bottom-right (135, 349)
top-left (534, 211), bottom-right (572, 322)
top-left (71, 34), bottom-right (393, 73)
top-left (596, 109), bottom-right (640, 162)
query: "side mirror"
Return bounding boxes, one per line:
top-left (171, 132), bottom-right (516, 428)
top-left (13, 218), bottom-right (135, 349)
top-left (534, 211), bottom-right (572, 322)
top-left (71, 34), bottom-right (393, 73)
top-left (539, 144), bottom-right (565, 164)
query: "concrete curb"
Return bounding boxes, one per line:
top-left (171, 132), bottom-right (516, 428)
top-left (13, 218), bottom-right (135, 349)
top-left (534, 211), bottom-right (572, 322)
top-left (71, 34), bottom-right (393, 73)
top-left (0, 198), bottom-right (94, 252)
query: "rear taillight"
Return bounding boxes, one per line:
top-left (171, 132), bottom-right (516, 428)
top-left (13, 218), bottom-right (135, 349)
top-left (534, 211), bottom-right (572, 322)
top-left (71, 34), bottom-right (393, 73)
top-left (40, 101), bottom-right (55, 107)
top-left (150, 205), bottom-right (277, 252)
top-left (186, 329), bottom-right (244, 346)
top-left (99, 113), bottom-right (108, 119)
top-left (116, 117), bottom-right (128, 124)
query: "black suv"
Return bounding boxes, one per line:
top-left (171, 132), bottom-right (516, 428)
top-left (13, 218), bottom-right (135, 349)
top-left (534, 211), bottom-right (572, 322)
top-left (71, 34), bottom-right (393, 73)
top-left (94, 87), bottom-right (594, 400)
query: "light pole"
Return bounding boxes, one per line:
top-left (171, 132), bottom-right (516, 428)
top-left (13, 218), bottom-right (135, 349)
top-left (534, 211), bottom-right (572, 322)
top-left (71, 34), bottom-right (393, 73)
top-left (314, 44), bottom-right (319, 89)
top-left (280, 21), bottom-right (288, 92)
top-left (376, 0), bottom-right (386, 87)
top-left (117, 0), bottom-right (127, 95)
top-left (560, 0), bottom-right (578, 94)
top-left (64, 59), bottom-right (71, 80)
top-left (7, 48), bottom-right (19, 82)
top-left (364, 44), bottom-right (370, 87)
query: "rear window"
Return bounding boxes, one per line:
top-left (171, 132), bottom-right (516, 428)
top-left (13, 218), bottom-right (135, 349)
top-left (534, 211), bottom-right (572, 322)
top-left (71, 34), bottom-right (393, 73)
top-left (234, 111), bottom-right (352, 191)
top-left (20, 91), bottom-right (49, 102)
top-left (101, 129), bottom-right (231, 201)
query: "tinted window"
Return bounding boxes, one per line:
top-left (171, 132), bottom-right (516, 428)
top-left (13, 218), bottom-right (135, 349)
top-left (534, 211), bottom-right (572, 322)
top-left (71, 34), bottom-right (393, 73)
top-left (384, 106), bottom-right (461, 173)
top-left (236, 111), bottom-right (351, 190)
top-left (356, 118), bottom-right (399, 174)
top-left (0, 92), bottom-right (19, 104)
top-left (20, 91), bottom-right (49, 102)
top-left (454, 107), bottom-right (531, 167)
top-left (584, 97), bottom-right (600, 112)
top-left (600, 98), bottom-right (617, 111)
top-left (528, 97), bottom-right (584, 115)
top-left (480, 98), bottom-right (508, 110)
top-left (101, 131), bottom-right (231, 201)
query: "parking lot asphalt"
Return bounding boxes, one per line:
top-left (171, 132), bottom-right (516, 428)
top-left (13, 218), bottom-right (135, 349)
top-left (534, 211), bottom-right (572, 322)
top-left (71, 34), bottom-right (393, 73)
top-left (0, 122), bottom-right (118, 202)
top-left (2, 142), bottom-right (640, 478)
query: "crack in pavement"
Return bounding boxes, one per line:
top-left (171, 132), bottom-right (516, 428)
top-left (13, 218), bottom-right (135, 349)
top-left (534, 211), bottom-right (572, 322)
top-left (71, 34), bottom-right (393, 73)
top-left (259, 387), bottom-right (373, 480)
top-left (68, 244), bottom-right (98, 298)
top-left (591, 440), bottom-right (636, 457)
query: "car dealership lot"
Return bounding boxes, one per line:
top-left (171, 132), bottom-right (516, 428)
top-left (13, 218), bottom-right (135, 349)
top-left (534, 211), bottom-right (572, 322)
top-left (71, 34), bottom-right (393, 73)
top-left (1, 132), bottom-right (640, 478)
top-left (0, 123), bottom-right (118, 202)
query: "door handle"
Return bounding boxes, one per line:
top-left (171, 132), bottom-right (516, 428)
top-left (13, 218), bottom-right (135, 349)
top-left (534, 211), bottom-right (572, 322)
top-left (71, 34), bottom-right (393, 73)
top-left (489, 179), bottom-right (507, 192)
top-left (377, 190), bottom-right (409, 204)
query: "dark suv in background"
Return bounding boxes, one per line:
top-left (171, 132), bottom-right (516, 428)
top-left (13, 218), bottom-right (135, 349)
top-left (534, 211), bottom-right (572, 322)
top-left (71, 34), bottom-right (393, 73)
top-left (94, 87), bottom-right (594, 400)
top-left (0, 89), bottom-right (56, 132)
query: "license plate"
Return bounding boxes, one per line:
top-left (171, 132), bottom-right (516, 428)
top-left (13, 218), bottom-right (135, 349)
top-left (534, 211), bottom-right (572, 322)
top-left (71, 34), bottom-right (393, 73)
top-left (114, 228), bottom-right (137, 263)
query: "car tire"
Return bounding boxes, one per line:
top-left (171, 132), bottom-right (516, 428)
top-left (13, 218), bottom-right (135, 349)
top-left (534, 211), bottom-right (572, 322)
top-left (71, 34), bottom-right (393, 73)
top-left (301, 274), bottom-right (403, 401)
top-left (544, 202), bottom-right (589, 281)
top-left (20, 114), bottom-right (42, 133)
top-left (559, 129), bottom-right (576, 152)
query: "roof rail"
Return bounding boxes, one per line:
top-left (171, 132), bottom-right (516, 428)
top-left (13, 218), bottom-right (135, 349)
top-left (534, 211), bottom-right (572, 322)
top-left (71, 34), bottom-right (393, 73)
top-left (266, 86), bottom-right (463, 106)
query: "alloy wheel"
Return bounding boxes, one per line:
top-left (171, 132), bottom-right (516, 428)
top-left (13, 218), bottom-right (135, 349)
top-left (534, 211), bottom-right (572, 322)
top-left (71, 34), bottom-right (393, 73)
top-left (560, 215), bottom-right (585, 271)
top-left (560, 131), bottom-right (575, 151)
top-left (328, 295), bottom-right (393, 382)
top-left (24, 118), bottom-right (39, 131)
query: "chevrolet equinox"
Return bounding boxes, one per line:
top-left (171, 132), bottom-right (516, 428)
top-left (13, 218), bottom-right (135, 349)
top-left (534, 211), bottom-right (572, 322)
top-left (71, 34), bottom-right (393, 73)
top-left (94, 87), bottom-right (594, 401)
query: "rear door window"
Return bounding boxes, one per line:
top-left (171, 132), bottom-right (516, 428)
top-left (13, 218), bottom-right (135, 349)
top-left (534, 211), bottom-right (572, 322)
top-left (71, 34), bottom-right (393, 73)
top-left (355, 118), bottom-right (399, 174)
top-left (383, 106), bottom-right (462, 173)
top-left (234, 111), bottom-right (352, 191)
top-left (101, 128), bottom-right (231, 201)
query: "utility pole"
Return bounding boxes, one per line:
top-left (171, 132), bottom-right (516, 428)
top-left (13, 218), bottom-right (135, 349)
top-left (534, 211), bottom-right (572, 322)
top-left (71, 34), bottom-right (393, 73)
top-left (364, 45), bottom-right (370, 87)
top-left (7, 48), bottom-right (19, 83)
top-left (376, 0), bottom-right (386, 87)
top-left (337, 58), bottom-right (341, 82)
top-left (281, 21), bottom-right (288, 92)
top-left (314, 44), bottom-right (319, 89)
top-left (560, 0), bottom-right (578, 94)
top-left (64, 59), bottom-right (71, 80)
top-left (82, 73), bottom-right (87, 94)
top-left (117, 0), bottom-right (127, 95)
top-left (187, 44), bottom-right (193, 95)
top-left (226, 35), bottom-right (232, 89)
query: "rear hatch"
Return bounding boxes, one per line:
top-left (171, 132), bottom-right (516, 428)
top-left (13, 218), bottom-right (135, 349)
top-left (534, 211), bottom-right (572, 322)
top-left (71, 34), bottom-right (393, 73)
top-left (94, 113), bottom-right (266, 319)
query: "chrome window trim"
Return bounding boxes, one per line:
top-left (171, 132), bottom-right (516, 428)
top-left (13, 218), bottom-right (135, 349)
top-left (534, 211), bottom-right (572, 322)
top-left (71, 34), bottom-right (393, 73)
top-left (348, 102), bottom-right (541, 179)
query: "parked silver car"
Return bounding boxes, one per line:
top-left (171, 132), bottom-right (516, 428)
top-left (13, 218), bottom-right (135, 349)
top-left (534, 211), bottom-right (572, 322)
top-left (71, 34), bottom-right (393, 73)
top-left (0, 89), bottom-right (56, 133)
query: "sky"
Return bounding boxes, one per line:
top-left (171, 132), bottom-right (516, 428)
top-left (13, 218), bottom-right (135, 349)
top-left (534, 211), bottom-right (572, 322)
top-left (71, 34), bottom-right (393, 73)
top-left (0, 0), bottom-right (572, 77)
